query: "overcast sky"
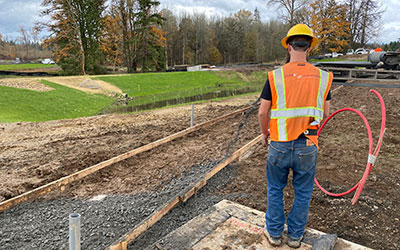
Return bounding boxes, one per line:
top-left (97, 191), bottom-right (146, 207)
top-left (0, 0), bottom-right (398, 44)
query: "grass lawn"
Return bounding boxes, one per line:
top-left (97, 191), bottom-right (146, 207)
top-left (96, 71), bottom-right (265, 107)
top-left (0, 64), bottom-right (57, 71)
top-left (0, 80), bottom-right (114, 122)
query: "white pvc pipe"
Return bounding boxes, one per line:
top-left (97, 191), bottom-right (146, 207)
top-left (69, 213), bottom-right (81, 250)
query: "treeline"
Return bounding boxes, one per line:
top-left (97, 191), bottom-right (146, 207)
top-left (0, 28), bottom-right (52, 61)
top-left (161, 9), bottom-right (287, 68)
top-left (39, 0), bottom-right (287, 75)
top-left (384, 41), bottom-right (400, 52)
top-left (37, 0), bottom-right (384, 75)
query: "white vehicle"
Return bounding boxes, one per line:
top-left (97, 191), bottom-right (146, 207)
top-left (41, 58), bottom-right (55, 64)
top-left (346, 49), bottom-right (355, 55)
top-left (332, 52), bottom-right (343, 58)
top-left (355, 48), bottom-right (368, 55)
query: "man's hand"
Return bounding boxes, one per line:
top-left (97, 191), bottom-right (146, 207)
top-left (258, 99), bottom-right (271, 146)
top-left (261, 130), bottom-right (269, 145)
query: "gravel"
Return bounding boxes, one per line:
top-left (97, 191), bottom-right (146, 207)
top-left (0, 160), bottom-right (239, 250)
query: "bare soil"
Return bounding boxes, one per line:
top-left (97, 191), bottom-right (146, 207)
top-left (0, 85), bottom-right (399, 249)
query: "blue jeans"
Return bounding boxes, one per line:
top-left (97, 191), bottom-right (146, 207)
top-left (265, 138), bottom-right (317, 240)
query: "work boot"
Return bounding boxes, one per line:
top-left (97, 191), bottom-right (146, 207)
top-left (263, 227), bottom-right (282, 246)
top-left (287, 235), bottom-right (303, 248)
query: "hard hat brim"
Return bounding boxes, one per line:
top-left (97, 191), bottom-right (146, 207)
top-left (281, 35), bottom-right (318, 49)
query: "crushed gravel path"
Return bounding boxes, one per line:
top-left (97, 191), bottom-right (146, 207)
top-left (0, 160), bottom-right (239, 249)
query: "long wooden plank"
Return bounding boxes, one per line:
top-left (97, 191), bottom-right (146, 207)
top-left (0, 106), bottom-right (252, 213)
top-left (108, 135), bottom-right (262, 250)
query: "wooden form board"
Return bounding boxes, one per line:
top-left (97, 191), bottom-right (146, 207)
top-left (108, 135), bottom-right (262, 250)
top-left (0, 106), bottom-right (252, 213)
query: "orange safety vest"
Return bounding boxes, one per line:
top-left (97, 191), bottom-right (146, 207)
top-left (268, 62), bottom-right (333, 147)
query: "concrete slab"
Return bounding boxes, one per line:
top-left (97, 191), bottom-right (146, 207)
top-left (147, 200), bottom-right (372, 250)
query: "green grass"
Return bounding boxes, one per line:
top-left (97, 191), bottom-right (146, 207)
top-left (0, 70), bottom-right (267, 122)
top-left (0, 80), bottom-right (114, 122)
top-left (0, 64), bottom-right (56, 71)
top-left (96, 71), bottom-right (265, 107)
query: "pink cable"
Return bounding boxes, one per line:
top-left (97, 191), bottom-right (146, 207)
top-left (314, 90), bottom-right (386, 205)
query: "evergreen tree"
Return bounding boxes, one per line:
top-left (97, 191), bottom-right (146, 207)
top-left (40, 0), bottom-right (106, 75)
top-left (135, 0), bottom-right (165, 72)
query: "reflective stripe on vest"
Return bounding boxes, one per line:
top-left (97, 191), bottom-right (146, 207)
top-left (271, 67), bottom-right (330, 141)
top-left (271, 107), bottom-right (324, 119)
top-left (317, 70), bottom-right (330, 110)
top-left (272, 67), bottom-right (288, 140)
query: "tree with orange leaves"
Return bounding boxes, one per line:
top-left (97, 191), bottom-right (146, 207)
top-left (101, 10), bottom-right (123, 72)
top-left (309, 0), bottom-right (350, 54)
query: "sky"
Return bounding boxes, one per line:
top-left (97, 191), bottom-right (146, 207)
top-left (0, 0), bottom-right (398, 44)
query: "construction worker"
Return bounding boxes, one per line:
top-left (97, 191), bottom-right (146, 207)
top-left (258, 24), bottom-right (332, 248)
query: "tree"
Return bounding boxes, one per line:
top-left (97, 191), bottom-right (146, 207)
top-left (160, 9), bottom-right (178, 68)
top-left (192, 13), bottom-right (210, 64)
top-left (135, 0), bottom-right (165, 72)
top-left (40, 0), bottom-right (106, 75)
top-left (345, 0), bottom-right (383, 48)
top-left (17, 26), bottom-right (30, 60)
top-left (359, 0), bottom-right (383, 46)
top-left (178, 16), bottom-right (195, 65)
top-left (113, 0), bottom-right (138, 73)
top-left (267, 0), bottom-right (310, 25)
top-left (101, 12), bottom-right (123, 71)
top-left (310, 0), bottom-right (350, 54)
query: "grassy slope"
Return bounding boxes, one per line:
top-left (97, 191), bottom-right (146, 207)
top-left (0, 80), bottom-right (113, 123)
top-left (96, 71), bottom-right (265, 106)
top-left (0, 71), bottom-right (266, 122)
top-left (97, 71), bottom-right (243, 96)
top-left (0, 64), bottom-right (56, 71)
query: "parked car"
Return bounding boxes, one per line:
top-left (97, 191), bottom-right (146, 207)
top-left (355, 48), bottom-right (369, 55)
top-left (346, 49), bottom-right (355, 55)
top-left (41, 58), bottom-right (55, 64)
top-left (332, 52), bottom-right (343, 58)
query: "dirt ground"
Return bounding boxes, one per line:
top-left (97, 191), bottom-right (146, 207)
top-left (0, 84), bottom-right (399, 249)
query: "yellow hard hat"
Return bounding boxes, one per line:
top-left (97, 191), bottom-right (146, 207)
top-left (281, 24), bottom-right (318, 49)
